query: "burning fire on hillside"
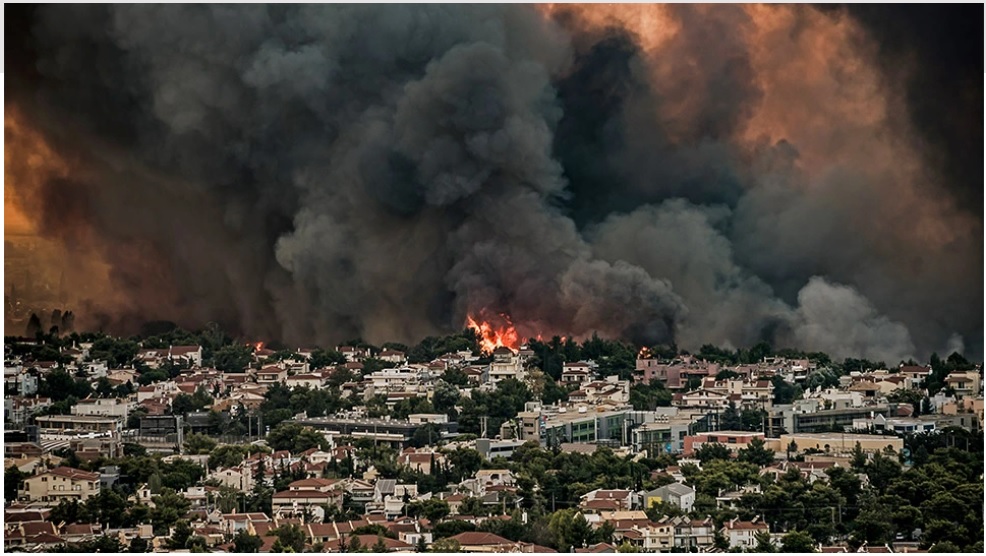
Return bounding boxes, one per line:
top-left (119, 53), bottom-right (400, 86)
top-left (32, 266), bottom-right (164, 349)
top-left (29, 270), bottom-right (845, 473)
top-left (466, 313), bottom-right (520, 353)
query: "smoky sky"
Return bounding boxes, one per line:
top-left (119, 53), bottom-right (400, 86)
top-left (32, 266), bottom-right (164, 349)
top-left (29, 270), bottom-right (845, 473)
top-left (4, 4), bottom-right (982, 362)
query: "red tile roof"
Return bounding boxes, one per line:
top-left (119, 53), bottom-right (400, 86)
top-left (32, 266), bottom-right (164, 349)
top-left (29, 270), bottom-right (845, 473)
top-left (48, 466), bottom-right (99, 481)
top-left (449, 532), bottom-right (515, 547)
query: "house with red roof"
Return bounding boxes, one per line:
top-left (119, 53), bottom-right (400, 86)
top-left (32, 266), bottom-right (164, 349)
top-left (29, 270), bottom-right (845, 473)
top-left (721, 517), bottom-right (769, 550)
top-left (169, 345), bottom-right (204, 367)
top-left (448, 531), bottom-right (519, 552)
top-left (19, 466), bottom-right (100, 504)
top-left (580, 489), bottom-right (636, 512)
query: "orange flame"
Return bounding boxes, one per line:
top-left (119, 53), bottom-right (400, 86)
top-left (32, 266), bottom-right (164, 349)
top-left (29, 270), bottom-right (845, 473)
top-left (638, 346), bottom-right (652, 359)
top-left (466, 313), bottom-right (520, 353)
top-left (250, 342), bottom-right (265, 353)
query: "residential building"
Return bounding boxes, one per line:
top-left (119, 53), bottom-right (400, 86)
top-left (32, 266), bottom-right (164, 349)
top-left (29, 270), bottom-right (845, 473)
top-left (488, 347), bottom-right (526, 382)
top-left (581, 489), bottom-right (636, 512)
top-left (669, 516), bottom-right (716, 551)
top-left (945, 371), bottom-right (981, 398)
top-left (208, 467), bottom-right (254, 492)
top-left (169, 345), bottom-right (203, 367)
top-left (643, 482), bottom-right (695, 512)
top-left (256, 366), bottom-right (288, 385)
top-left (448, 532), bottom-right (518, 552)
top-left (19, 467), bottom-right (101, 504)
top-left (721, 517), bottom-right (769, 550)
top-left (285, 373), bottom-right (325, 390)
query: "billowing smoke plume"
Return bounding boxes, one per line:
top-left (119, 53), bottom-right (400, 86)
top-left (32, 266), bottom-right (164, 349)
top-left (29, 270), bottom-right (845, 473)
top-left (4, 4), bottom-right (982, 361)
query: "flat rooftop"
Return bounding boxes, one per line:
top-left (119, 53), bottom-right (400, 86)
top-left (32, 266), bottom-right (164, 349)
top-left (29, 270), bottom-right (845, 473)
top-left (35, 415), bottom-right (121, 423)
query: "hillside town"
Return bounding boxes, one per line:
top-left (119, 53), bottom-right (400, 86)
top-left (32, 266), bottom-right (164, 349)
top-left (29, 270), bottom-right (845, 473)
top-left (3, 327), bottom-right (983, 553)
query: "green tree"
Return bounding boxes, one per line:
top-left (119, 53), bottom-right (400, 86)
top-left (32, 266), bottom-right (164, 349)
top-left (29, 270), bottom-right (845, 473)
top-left (51, 498), bottom-right (91, 524)
top-left (754, 530), bottom-right (776, 552)
top-left (233, 529), bottom-right (264, 552)
top-left (267, 422), bottom-right (329, 453)
top-left (128, 536), bottom-right (149, 553)
top-left (372, 535), bottom-right (388, 552)
top-left (406, 499), bottom-right (451, 522)
top-left (166, 520), bottom-right (195, 549)
top-left (86, 535), bottom-right (126, 552)
top-left (408, 423), bottom-right (444, 449)
top-left (213, 344), bottom-right (254, 373)
top-left (432, 380), bottom-right (462, 416)
top-left (781, 530), bottom-right (816, 552)
top-left (738, 438), bottom-right (775, 466)
top-left (209, 445), bottom-right (249, 469)
top-left (150, 489), bottom-right (191, 535)
top-left (5, 465), bottom-right (28, 501)
top-left (431, 520), bottom-right (476, 539)
top-left (440, 367), bottom-right (470, 387)
top-left (548, 508), bottom-right (595, 550)
top-left (457, 378), bottom-right (533, 435)
top-left (171, 394), bottom-right (199, 416)
top-left (721, 401), bottom-right (743, 430)
top-left (850, 442), bottom-right (867, 469)
top-left (865, 452), bottom-right (901, 493)
top-left (629, 380), bottom-right (672, 410)
top-left (851, 503), bottom-right (894, 545)
top-left (90, 336), bottom-right (139, 367)
top-left (617, 540), bottom-right (640, 552)
top-left (38, 369), bottom-right (91, 401)
top-left (771, 375), bottom-right (803, 405)
top-left (271, 523), bottom-right (306, 552)
top-left (459, 497), bottom-right (487, 517)
top-left (85, 488), bottom-right (130, 528)
top-left (183, 433), bottom-right (217, 455)
top-left (695, 442), bottom-right (731, 464)
top-left (309, 349), bottom-right (346, 370)
top-left (392, 396), bottom-right (435, 420)
top-left (445, 447), bottom-right (483, 482)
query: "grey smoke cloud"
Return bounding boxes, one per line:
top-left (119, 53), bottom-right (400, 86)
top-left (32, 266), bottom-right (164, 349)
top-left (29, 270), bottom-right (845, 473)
top-left (788, 277), bottom-right (916, 364)
top-left (6, 4), bottom-right (981, 362)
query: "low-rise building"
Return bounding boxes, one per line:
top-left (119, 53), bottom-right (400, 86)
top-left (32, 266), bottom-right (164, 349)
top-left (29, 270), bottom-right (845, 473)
top-left (669, 516), bottom-right (715, 551)
top-left (772, 432), bottom-right (903, 456)
top-left (19, 466), bottom-right (100, 504)
top-left (71, 397), bottom-right (135, 419)
top-left (683, 431), bottom-right (765, 456)
top-left (945, 371), bottom-right (981, 399)
top-left (643, 482), bottom-right (695, 512)
top-left (721, 517), bottom-right (769, 550)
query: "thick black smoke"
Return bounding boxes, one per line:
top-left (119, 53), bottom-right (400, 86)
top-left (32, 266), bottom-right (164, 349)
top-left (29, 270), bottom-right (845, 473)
top-left (4, 4), bottom-right (982, 362)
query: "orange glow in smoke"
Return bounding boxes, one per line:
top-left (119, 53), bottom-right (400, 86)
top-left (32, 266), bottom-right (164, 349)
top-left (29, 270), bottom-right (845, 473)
top-left (538, 3), bottom-right (678, 54)
top-left (4, 108), bottom-right (71, 236)
top-left (466, 313), bottom-right (520, 353)
top-left (251, 342), bottom-right (265, 353)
